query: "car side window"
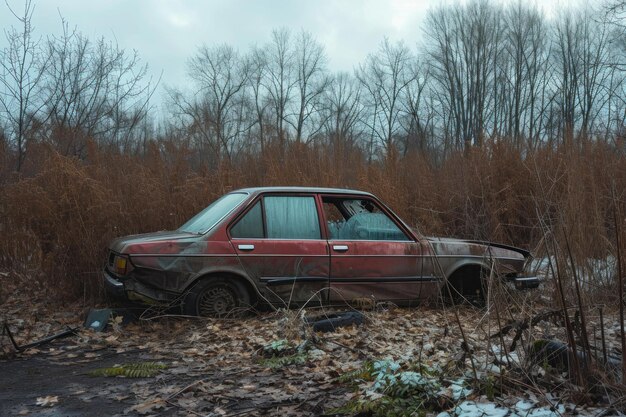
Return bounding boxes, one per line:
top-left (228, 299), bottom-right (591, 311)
top-left (322, 197), bottom-right (410, 241)
top-left (231, 201), bottom-right (264, 238)
top-left (264, 196), bottom-right (321, 239)
top-left (323, 202), bottom-right (345, 239)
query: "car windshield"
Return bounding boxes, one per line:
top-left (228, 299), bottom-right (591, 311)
top-left (178, 192), bottom-right (248, 234)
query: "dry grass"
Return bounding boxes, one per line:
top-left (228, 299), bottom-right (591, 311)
top-left (0, 138), bottom-right (624, 304)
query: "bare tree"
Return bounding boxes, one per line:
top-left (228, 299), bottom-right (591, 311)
top-left (357, 38), bottom-right (416, 156)
top-left (262, 28), bottom-right (297, 149)
top-left (554, 8), bottom-right (613, 142)
top-left (0, 0), bottom-right (49, 171)
top-left (289, 30), bottom-right (329, 143)
top-left (605, 1), bottom-right (626, 69)
top-left (44, 20), bottom-right (153, 156)
top-left (425, 1), bottom-right (503, 151)
top-left (499, 2), bottom-right (551, 148)
top-left (322, 72), bottom-right (363, 154)
top-left (168, 44), bottom-right (250, 164)
top-left (399, 59), bottom-right (432, 156)
top-left (603, 0), bottom-right (626, 143)
top-left (248, 46), bottom-right (270, 153)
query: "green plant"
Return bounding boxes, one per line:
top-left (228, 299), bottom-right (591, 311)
top-left (258, 352), bottom-right (308, 369)
top-left (257, 338), bottom-right (310, 369)
top-left (89, 362), bottom-right (167, 378)
top-left (331, 359), bottom-right (468, 416)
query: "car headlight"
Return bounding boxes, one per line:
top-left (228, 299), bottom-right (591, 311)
top-left (112, 254), bottom-right (133, 276)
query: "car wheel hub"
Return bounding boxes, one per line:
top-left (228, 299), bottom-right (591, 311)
top-left (199, 286), bottom-right (236, 316)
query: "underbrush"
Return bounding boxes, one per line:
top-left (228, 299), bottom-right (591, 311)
top-left (0, 139), bottom-right (623, 304)
top-left (331, 359), bottom-right (465, 416)
top-left (250, 289), bottom-right (626, 416)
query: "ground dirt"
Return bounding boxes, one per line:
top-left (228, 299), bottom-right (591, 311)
top-left (1, 276), bottom-right (623, 417)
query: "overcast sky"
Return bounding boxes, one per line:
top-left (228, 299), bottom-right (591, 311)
top-left (0, 0), bottom-right (566, 109)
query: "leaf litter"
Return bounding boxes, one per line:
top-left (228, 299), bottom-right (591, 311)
top-left (2, 280), bottom-right (626, 416)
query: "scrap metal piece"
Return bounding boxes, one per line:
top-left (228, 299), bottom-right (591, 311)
top-left (84, 308), bottom-right (113, 332)
top-left (2, 322), bottom-right (78, 352)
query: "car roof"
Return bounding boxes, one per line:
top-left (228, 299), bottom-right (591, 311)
top-left (232, 186), bottom-right (374, 197)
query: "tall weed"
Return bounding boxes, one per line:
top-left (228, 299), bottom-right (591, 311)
top-left (0, 138), bottom-right (623, 303)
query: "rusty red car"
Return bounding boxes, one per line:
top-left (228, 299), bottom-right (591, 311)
top-left (104, 187), bottom-right (538, 316)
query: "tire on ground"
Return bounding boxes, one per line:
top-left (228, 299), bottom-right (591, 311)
top-left (308, 311), bottom-right (365, 333)
top-left (183, 277), bottom-right (251, 317)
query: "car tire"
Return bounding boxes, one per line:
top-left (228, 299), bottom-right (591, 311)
top-left (308, 311), bottom-right (365, 333)
top-left (183, 277), bottom-right (250, 317)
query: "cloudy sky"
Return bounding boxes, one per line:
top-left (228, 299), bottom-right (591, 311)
top-left (0, 0), bottom-right (564, 108)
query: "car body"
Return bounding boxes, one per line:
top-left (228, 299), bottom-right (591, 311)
top-left (103, 187), bottom-right (538, 316)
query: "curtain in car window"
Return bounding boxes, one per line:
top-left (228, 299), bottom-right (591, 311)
top-left (265, 196), bottom-right (321, 239)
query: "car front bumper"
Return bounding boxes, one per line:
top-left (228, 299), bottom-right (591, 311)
top-left (103, 268), bottom-right (180, 304)
top-left (512, 276), bottom-right (540, 289)
top-left (104, 269), bottom-right (127, 298)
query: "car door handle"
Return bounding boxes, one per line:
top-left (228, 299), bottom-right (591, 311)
top-left (332, 245), bottom-right (349, 252)
top-left (238, 244), bottom-right (255, 251)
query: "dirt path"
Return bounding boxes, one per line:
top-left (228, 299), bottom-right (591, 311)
top-left (0, 315), bottom-right (352, 416)
top-left (0, 349), bottom-right (178, 417)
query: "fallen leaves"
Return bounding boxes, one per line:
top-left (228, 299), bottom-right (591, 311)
top-left (1, 284), bottom-right (624, 417)
top-left (35, 395), bottom-right (58, 407)
top-left (126, 398), bottom-right (166, 415)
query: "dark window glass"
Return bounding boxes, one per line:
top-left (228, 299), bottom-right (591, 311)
top-left (231, 201), bottom-right (264, 238)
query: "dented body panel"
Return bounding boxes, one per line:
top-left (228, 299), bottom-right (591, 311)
top-left (103, 187), bottom-right (537, 308)
top-left (234, 239), bottom-right (329, 306)
top-left (328, 240), bottom-right (431, 303)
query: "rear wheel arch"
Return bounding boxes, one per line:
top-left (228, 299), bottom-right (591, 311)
top-left (443, 263), bottom-right (490, 304)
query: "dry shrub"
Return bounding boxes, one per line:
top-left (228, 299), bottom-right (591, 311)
top-left (0, 140), bottom-right (258, 302)
top-left (4, 152), bottom-right (121, 300)
top-left (0, 137), bottom-right (624, 304)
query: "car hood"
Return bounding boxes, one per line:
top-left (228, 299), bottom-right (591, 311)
top-left (108, 230), bottom-right (199, 254)
top-left (425, 236), bottom-right (531, 259)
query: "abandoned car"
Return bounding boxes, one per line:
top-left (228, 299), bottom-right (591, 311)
top-left (104, 187), bottom-right (538, 316)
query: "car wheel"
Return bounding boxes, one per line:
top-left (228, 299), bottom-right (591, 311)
top-left (183, 278), bottom-right (250, 317)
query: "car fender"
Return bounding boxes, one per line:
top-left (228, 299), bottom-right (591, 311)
top-left (440, 258), bottom-right (491, 282)
top-left (183, 266), bottom-right (261, 299)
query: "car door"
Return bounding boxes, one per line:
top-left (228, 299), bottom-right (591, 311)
top-left (229, 194), bottom-right (329, 307)
top-left (322, 195), bottom-right (437, 305)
